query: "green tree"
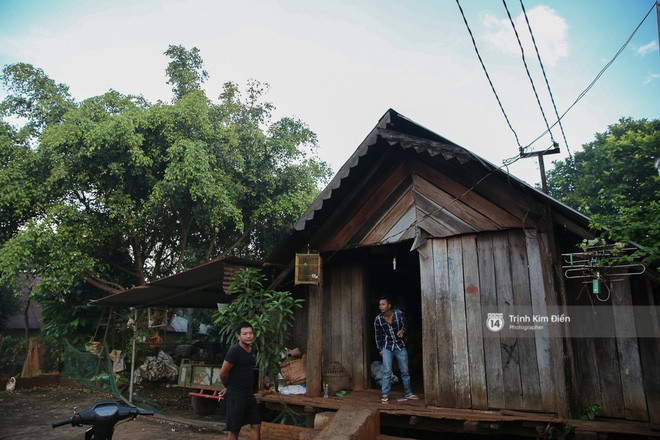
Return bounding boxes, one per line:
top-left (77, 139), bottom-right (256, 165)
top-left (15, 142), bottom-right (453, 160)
top-left (0, 284), bottom-right (20, 329)
top-left (0, 121), bottom-right (30, 242)
top-left (213, 268), bottom-right (303, 389)
top-left (546, 117), bottom-right (659, 268)
top-left (35, 280), bottom-right (105, 359)
top-left (0, 63), bottom-right (74, 140)
top-left (0, 46), bottom-right (331, 357)
top-left (165, 45), bottom-right (208, 100)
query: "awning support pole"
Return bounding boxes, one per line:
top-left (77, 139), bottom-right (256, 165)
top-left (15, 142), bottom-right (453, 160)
top-left (129, 307), bottom-right (138, 403)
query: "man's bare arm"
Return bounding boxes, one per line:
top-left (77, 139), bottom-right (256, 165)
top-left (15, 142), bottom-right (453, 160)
top-left (220, 360), bottom-right (233, 386)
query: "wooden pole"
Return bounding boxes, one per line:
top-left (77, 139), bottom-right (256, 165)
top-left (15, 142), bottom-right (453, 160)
top-left (305, 283), bottom-right (324, 398)
top-left (538, 154), bottom-right (548, 193)
top-left (96, 307), bottom-right (114, 375)
top-left (519, 142), bottom-right (559, 193)
top-left (129, 308), bottom-right (138, 403)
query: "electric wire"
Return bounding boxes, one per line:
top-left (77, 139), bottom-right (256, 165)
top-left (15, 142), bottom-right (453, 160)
top-left (523, 1), bottom-right (657, 150)
top-left (329, 1), bottom-right (657, 259)
top-left (518, 0), bottom-right (573, 162)
top-left (456, 0), bottom-right (558, 172)
top-left (502, 0), bottom-right (556, 152)
top-left (455, 0), bottom-right (523, 150)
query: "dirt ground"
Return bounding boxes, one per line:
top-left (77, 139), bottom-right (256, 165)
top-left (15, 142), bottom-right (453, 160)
top-left (0, 382), bottom-right (232, 439)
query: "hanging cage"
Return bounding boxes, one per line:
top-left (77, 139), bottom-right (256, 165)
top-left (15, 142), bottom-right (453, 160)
top-left (295, 252), bottom-right (322, 286)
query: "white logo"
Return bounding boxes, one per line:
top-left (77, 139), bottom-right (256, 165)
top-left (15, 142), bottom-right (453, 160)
top-left (486, 313), bottom-right (504, 332)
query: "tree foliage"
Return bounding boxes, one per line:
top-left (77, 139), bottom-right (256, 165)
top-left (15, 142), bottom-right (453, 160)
top-left (165, 45), bottom-right (208, 100)
top-left (212, 268), bottom-right (303, 388)
top-left (34, 280), bottom-right (105, 359)
top-left (0, 283), bottom-right (21, 329)
top-left (0, 45), bottom-right (331, 355)
top-left (546, 117), bottom-right (659, 268)
top-left (0, 63), bottom-right (75, 141)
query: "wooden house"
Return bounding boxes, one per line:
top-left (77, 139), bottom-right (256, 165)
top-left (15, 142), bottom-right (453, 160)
top-left (265, 109), bottom-right (659, 426)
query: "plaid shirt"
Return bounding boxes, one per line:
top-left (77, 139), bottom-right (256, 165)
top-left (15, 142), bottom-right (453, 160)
top-left (374, 308), bottom-right (408, 352)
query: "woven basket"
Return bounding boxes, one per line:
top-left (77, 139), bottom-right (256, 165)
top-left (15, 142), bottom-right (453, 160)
top-left (323, 361), bottom-right (351, 394)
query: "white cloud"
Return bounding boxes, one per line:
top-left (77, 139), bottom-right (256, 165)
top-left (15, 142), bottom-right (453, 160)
top-left (481, 5), bottom-right (568, 67)
top-left (644, 72), bottom-right (660, 84)
top-left (636, 40), bottom-right (658, 57)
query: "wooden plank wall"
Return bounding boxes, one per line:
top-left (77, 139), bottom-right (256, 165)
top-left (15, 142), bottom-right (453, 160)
top-left (638, 277), bottom-right (660, 424)
top-left (418, 229), bottom-right (655, 421)
top-left (418, 239), bottom-right (455, 407)
top-left (612, 278), bottom-right (649, 420)
top-left (525, 234), bottom-right (559, 413)
top-left (571, 276), bottom-right (650, 421)
top-left (462, 235), bottom-right (488, 409)
top-left (323, 263), bottom-right (368, 391)
top-left (419, 230), bottom-right (557, 412)
top-left (292, 295), bottom-right (308, 353)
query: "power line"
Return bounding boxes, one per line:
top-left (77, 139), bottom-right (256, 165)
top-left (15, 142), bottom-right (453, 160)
top-left (455, 0), bottom-right (523, 150)
top-left (517, 0), bottom-right (573, 162)
top-left (502, 0), bottom-right (556, 153)
top-left (524, 0), bottom-right (657, 150)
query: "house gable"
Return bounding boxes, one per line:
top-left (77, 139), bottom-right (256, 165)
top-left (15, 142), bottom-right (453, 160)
top-left (311, 138), bottom-right (546, 253)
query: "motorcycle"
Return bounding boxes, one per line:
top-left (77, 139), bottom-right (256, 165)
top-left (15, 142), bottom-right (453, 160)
top-left (52, 401), bottom-right (154, 439)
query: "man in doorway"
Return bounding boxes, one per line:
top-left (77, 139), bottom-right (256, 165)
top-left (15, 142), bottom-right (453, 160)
top-left (219, 321), bottom-right (261, 440)
top-left (374, 295), bottom-right (419, 404)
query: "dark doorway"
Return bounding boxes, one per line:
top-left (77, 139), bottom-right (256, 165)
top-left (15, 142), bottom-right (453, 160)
top-left (365, 240), bottom-right (423, 395)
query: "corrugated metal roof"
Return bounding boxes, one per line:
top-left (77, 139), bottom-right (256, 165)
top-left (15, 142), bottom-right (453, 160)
top-left (91, 256), bottom-right (262, 308)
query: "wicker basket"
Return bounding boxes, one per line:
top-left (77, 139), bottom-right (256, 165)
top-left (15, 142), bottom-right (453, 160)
top-left (323, 361), bottom-right (351, 394)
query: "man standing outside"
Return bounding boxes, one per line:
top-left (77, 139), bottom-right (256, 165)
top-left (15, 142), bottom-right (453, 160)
top-left (374, 296), bottom-right (419, 404)
top-left (219, 321), bottom-right (261, 440)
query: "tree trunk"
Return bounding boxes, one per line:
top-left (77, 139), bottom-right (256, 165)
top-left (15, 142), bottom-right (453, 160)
top-left (23, 299), bottom-right (30, 351)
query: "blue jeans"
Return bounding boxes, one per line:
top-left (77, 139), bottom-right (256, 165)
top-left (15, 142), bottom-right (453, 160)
top-left (381, 347), bottom-right (412, 397)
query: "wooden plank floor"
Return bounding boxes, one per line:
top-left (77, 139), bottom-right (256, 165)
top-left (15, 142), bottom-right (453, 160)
top-left (257, 389), bottom-right (660, 438)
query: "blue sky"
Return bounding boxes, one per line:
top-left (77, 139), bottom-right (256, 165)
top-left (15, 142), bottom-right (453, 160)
top-left (1, 0), bottom-right (658, 185)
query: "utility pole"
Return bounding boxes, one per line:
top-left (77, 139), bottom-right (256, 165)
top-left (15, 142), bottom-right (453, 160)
top-left (520, 142), bottom-right (560, 193)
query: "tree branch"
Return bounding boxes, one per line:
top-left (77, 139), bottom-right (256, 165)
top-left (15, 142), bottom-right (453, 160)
top-left (82, 273), bottom-right (125, 295)
top-left (219, 221), bottom-right (253, 258)
top-left (131, 233), bottom-right (145, 285)
top-left (205, 227), bottom-right (220, 260)
top-left (176, 212), bottom-right (194, 272)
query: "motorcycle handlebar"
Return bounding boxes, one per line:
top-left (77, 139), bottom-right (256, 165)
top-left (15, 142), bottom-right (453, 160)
top-left (52, 402), bottom-right (154, 430)
top-left (51, 418), bottom-right (73, 428)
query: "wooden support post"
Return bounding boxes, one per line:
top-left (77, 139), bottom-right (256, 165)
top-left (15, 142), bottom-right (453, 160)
top-left (313, 406), bottom-right (379, 440)
top-left (96, 306), bottom-right (114, 375)
top-left (519, 142), bottom-right (559, 194)
top-left (304, 405), bottom-right (315, 428)
top-left (306, 283), bottom-right (324, 398)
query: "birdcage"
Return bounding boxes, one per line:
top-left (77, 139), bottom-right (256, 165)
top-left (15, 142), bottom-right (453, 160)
top-left (295, 252), bottom-right (321, 286)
